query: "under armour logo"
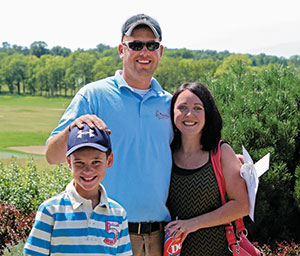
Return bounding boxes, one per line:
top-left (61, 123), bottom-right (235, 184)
top-left (77, 129), bottom-right (95, 138)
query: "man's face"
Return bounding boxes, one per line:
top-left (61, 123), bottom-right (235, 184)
top-left (119, 27), bottom-right (163, 88)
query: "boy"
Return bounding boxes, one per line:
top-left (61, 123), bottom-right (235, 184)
top-left (24, 124), bottom-right (132, 255)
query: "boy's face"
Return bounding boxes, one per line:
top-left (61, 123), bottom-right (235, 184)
top-left (67, 147), bottom-right (113, 200)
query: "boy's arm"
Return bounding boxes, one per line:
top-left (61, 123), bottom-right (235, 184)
top-left (23, 205), bottom-right (53, 256)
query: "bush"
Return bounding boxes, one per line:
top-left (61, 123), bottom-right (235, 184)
top-left (259, 241), bottom-right (300, 255)
top-left (0, 202), bottom-right (35, 255)
top-left (210, 64), bottom-right (300, 244)
top-left (0, 158), bottom-right (72, 253)
top-left (0, 158), bottom-right (72, 213)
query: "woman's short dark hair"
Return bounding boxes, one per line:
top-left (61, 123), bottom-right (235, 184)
top-left (170, 82), bottom-right (222, 153)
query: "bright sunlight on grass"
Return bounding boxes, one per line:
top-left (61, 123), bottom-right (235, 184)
top-left (0, 95), bottom-right (72, 159)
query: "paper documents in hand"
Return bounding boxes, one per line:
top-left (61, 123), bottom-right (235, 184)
top-left (240, 146), bottom-right (270, 221)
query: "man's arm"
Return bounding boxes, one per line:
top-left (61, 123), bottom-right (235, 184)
top-left (45, 125), bottom-right (70, 164)
top-left (45, 114), bottom-right (110, 164)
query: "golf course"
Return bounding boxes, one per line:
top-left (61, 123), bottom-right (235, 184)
top-left (0, 95), bottom-right (71, 162)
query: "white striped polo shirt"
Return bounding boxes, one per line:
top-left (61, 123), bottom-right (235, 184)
top-left (24, 180), bottom-right (132, 255)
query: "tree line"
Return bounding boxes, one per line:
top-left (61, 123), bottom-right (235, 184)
top-left (0, 41), bottom-right (299, 96)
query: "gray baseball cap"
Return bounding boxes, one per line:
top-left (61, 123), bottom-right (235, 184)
top-left (121, 14), bottom-right (162, 41)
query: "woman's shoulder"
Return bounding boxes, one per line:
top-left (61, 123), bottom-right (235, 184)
top-left (220, 142), bottom-right (241, 177)
top-left (220, 142), bottom-right (236, 158)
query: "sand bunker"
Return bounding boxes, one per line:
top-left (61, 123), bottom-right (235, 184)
top-left (8, 146), bottom-right (45, 155)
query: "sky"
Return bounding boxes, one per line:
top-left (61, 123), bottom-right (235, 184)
top-left (1, 0), bottom-right (300, 58)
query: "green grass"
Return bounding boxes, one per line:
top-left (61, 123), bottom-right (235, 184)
top-left (0, 95), bottom-right (72, 159)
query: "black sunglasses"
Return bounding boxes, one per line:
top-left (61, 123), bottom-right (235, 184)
top-left (122, 40), bottom-right (160, 51)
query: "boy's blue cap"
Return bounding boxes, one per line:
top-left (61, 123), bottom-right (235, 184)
top-left (66, 123), bottom-right (111, 157)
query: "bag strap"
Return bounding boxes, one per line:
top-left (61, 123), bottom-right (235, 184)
top-left (211, 140), bottom-right (226, 204)
top-left (210, 141), bottom-right (246, 244)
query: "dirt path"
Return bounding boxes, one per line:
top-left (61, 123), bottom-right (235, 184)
top-left (8, 146), bottom-right (45, 155)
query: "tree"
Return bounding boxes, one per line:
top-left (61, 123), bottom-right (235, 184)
top-left (0, 54), bottom-right (28, 94)
top-left (26, 55), bottom-right (40, 95)
top-left (214, 54), bottom-right (252, 78)
top-left (288, 55), bottom-right (300, 67)
top-left (96, 43), bottom-right (111, 53)
top-left (47, 56), bottom-right (67, 96)
top-left (30, 41), bottom-right (50, 58)
top-left (64, 51), bottom-right (97, 94)
top-left (93, 56), bottom-right (121, 80)
top-left (51, 46), bottom-right (72, 57)
top-left (34, 55), bottom-right (53, 95)
top-left (1, 42), bottom-right (11, 51)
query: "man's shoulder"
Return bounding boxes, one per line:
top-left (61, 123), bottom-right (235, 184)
top-left (151, 78), bottom-right (172, 99)
top-left (81, 76), bottom-right (117, 92)
top-left (162, 89), bottom-right (172, 99)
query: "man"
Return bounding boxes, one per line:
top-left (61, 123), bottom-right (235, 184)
top-left (46, 14), bottom-right (172, 255)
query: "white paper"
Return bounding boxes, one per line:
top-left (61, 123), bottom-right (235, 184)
top-left (240, 146), bottom-right (270, 221)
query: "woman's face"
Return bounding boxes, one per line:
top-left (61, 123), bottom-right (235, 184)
top-left (173, 89), bottom-right (205, 136)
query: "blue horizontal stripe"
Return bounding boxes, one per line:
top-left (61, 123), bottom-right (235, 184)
top-left (23, 248), bottom-right (48, 256)
top-left (119, 227), bottom-right (130, 237)
top-left (55, 212), bottom-right (87, 221)
top-left (58, 198), bottom-right (72, 206)
top-left (26, 236), bottom-right (50, 250)
top-left (52, 228), bottom-right (87, 237)
top-left (51, 244), bottom-right (117, 254)
top-left (92, 212), bottom-right (124, 223)
top-left (33, 220), bottom-right (53, 233)
top-left (88, 227), bottom-right (105, 236)
top-left (117, 242), bottom-right (132, 253)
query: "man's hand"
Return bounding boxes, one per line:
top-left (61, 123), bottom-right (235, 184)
top-left (70, 114), bottom-right (111, 134)
top-left (46, 115), bottom-right (111, 165)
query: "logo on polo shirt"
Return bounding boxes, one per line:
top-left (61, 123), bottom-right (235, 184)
top-left (77, 129), bottom-right (95, 138)
top-left (156, 110), bottom-right (170, 120)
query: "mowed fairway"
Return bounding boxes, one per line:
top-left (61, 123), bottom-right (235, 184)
top-left (0, 95), bottom-right (72, 159)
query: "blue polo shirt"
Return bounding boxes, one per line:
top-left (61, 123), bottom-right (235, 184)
top-left (48, 71), bottom-right (173, 223)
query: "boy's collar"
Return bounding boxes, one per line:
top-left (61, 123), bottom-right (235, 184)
top-left (66, 180), bottom-right (109, 209)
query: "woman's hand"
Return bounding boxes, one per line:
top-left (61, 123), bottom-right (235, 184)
top-left (164, 218), bottom-right (198, 244)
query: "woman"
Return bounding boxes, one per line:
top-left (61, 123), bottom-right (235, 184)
top-left (165, 82), bottom-right (250, 256)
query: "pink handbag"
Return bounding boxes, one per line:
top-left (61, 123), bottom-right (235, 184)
top-left (211, 141), bottom-right (264, 256)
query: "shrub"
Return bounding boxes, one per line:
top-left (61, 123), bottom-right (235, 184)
top-left (0, 158), bottom-right (72, 213)
top-left (259, 241), bottom-right (300, 255)
top-left (211, 64), bottom-right (300, 244)
top-left (0, 158), bottom-right (72, 253)
top-left (0, 202), bottom-right (35, 255)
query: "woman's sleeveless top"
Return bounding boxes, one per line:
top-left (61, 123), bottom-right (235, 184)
top-left (166, 158), bottom-right (231, 256)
